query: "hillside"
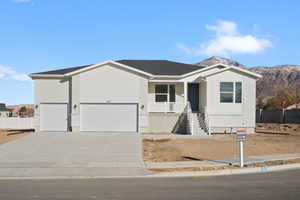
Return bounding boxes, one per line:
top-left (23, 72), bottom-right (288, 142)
top-left (250, 65), bottom-right (300, 97)
top-left (196, 57), bottom-right (300, 98)
top-left (196, 56), bottom-right (245, 68)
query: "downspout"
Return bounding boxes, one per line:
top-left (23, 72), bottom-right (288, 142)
top-left (68, 77), bottom-right (72, 132)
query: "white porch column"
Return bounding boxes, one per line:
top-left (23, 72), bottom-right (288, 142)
top-left (184, 81), bottom-right (188, 104)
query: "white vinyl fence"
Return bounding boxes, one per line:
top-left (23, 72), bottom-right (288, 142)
top-left (0, 118), bottom-right (34, 129)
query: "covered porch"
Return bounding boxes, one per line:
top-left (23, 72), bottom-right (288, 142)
top-left (148, 80), bottom-right (207, 114)
top-left (147, 80), bottom-right (210, 135)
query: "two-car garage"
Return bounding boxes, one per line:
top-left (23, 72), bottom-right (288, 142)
top-left (39, 103), bottom-right (138, 132)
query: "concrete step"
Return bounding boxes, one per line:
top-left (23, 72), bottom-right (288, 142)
top-left (190, 113), bottom-right (207, 136)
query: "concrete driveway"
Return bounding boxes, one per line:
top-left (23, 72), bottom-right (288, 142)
top-left (0, 132), bottom-right (151, 178)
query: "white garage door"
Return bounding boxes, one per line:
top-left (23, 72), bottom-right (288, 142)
top-left (40, 103), bottom-right (68, 132)
top-left (80, 104), bottom-right (138, 132)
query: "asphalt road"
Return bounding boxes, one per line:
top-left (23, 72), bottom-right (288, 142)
top-left (0, 169), bottom-right (299, 200)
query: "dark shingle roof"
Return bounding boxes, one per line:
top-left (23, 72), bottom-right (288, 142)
top-left (31, 64), bottom-right (93, 75)
top-left (31, 60), bottom-right (203, 76)
top-left (116, 60), bottom-right (203, 75)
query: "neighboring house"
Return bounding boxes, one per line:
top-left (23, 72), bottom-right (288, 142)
top-left (286, 103), bottom-right (300, 110)
top-left (29, 60), bottom-right (261, 134)
top-left (0, 103), bottom-right (11, 118)
top-left (7, 105), bottom-right (34, 118)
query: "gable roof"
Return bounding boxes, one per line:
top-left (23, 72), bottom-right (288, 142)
top-left (30, 60), bottom-right (203, 77)
top-left (32, 64), bottom-right (92, 75)
top-left (116, 60), bottom-right (203, 76)
top-left (29, 59), bottom-right (261, 79)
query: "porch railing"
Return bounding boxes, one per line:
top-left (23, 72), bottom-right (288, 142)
top-left (148, 102), bottom-right (184, 113)
top-left (184, 101), bottom-right (194, 135)
top-left (200, 106), bottom-right (210, 135)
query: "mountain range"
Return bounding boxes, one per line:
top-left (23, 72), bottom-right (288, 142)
top-left (196, 56), bottom-right (300, 98)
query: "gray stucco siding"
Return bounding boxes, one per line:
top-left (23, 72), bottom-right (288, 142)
top-left (205, 69), bottom-right (256, 132)
top-left (71, 64), bottom-right (149, 132)
top-left (148, 113), bottom-right (187, 134)
top-left (33, 78), bottom-right (70, 131)
top-left (34, 79), bottom-right (69, 103)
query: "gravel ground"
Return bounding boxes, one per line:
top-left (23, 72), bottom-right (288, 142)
top-left (0, 129), bottom-right (31, 145)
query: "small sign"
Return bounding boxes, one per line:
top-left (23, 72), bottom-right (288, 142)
top-left (237, 134), bottom-right (246, 141)
top-left (236, 128), bottom-right (247, 135)
top-left (236, 128), bottom-right (247, 141)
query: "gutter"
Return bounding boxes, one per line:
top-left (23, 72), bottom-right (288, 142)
top-left (28, 74), bottom-right (68, 79)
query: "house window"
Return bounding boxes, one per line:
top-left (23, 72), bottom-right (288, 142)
top-left (169, 85), bottom-right (175, 102)
top-left (220, 82), bottom-right (242, 103)
top-left (235, 82), bottom-right (242, 103)
top-left (155, 84), bottom-right (176, 102)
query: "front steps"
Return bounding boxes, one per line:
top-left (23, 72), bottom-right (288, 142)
top-left (190, 113), bottom-right (207, 136)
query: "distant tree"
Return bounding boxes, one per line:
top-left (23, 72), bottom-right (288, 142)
top-left (19, 106), bottom-right (27, 117)
top-left (264, 85), bottom-right (300, 110)
top-left (19, 106), bottom-right (27, 113)
top-left (256, 96), bottom-right (268, 109)
top-left (27, 107), bottom-right (34, 117)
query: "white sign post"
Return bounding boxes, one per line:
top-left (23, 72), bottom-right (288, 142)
top-left (239, 139), bottom-right (244, 167)
top-left (236, 128), bottom-right (247, 167)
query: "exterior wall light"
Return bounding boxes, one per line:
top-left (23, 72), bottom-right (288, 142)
top-left (73, 104), bottom-right (77, 109)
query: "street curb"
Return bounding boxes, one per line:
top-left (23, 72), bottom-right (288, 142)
top-left (0, 163), bottom-right (299, 180)
top-left (146, 163), bottom-right (300, 178)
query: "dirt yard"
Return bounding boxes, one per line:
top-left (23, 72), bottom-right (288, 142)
top-left (0, 129), bottom-right (31, 145)
top-left (256, 123), bottom-right (300, 133)
top-left (143, 132), bottom-right (300, 162)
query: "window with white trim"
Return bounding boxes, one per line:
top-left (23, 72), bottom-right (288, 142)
top-left (155, 84), bottom-right (176, 102)
top-left (220, 82), bottom-right (242, 103)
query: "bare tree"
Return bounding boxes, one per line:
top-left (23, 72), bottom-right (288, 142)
top-left (265, 85), bottom-right (300, 109)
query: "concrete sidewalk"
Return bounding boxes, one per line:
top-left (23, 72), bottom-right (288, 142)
top-left (145, 153), bottom-right (300, 168)
top-left (0, 167), bottom-right (153, 178)
top-left (142, 134), bottom-right (221, 140)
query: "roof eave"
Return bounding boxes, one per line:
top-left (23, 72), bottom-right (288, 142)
top-left (152, 75), bottom-right (182, 78)
top-left (28, 74), bottom-right (68, 79)
top-left (28, 61), bottom-right (262, 80)
top-left (229, 66), bottom-right (263, 79)
top-left (201, 66), bottom-right (263, 79)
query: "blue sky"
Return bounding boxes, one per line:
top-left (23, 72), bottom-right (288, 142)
top-left (0, 0), bottom-right (299, 105)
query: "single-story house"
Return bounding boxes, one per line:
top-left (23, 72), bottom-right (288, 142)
top-left (0, 103), bottom-right (11, 118)
top-left (29, 60), bottom-right (262, 135)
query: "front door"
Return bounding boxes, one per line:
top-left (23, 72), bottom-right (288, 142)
top-left (188, 83), bottom-right (199, 112)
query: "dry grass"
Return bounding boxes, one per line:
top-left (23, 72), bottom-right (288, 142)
top-left (143, 132), bottom-right (300, 162)
top-left (0, 129), bottom-right (31, 145)
top-left (256, 123), bottom-right (300, 134)
top-left (150, 158), bottom-right (300, 172)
